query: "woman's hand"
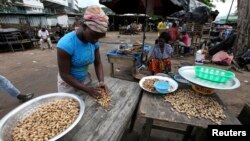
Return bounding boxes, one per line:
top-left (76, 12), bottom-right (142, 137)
top-left (86, 87), bottom-right (102, 99)
top-left (97, 81), bottom-right (109, 94)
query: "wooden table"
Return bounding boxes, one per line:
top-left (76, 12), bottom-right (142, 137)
top-left (60, 77), bottom-right (142, 141)
top-left (138, 91), bottom-right (241, 141)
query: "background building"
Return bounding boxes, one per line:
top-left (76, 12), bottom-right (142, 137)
top-left (0, 0), bottom-right (81, 28)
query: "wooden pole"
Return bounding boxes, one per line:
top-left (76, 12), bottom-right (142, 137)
top-left (142, 0), bottom-right (147, 49)
top-left (141, 0), bottom-right (148, 64)
top-left (226, 0), bottom-right (235, 24)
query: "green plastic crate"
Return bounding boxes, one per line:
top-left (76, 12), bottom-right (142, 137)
top-left (195, 66), bottom-right (235, 83)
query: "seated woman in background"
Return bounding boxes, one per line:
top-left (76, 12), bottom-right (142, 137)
top-left (148, 32), bottom-right (173, 74)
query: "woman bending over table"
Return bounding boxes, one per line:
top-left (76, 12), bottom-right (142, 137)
top-left (57, 6), bottom-right (109, 99)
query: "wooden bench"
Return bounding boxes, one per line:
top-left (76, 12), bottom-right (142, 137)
top-left (11, 32), bottom-right (32, 47)
top-left (0, 34), bottom-right (7, 47)
top-left (4, 33), bottom-right (24, 52)
top-left (2, 31), bottom-right (33, 52)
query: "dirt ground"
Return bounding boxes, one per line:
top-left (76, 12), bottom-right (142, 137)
top-left (0, 32), bottom-right (250, 140)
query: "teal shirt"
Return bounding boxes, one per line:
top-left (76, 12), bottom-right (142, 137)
top-left (57, 32), bottom-right (99, 82)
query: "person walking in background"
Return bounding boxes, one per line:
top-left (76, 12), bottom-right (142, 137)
top-left (0, 75), bottom-right (34, 102)
top-left (38, 26), bottom-right (53, 50)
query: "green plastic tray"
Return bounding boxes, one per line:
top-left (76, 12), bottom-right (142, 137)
top-left (195, 66), bottom-right (235, 83)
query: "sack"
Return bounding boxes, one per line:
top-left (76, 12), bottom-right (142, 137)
top-left (212, 51), bottom-right (234, 66)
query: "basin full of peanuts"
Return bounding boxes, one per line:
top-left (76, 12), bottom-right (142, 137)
top-left (0, 93), bottom-right (85, 141)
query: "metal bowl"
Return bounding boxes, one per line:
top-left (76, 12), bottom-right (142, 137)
top-left (0, 93), bottom-right (85, 141)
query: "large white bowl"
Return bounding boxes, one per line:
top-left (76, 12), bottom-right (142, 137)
top-left (139, 76), bottom-right (178, 94)
top-left (178, 66), bottom-right (240, 90)
top-left (0, 93), bottom-right (85, 141)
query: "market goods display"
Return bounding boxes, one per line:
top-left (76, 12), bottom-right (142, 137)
top-left (142, 78), bottom-right (160, 93)
top-left (164, 89), bottom-right (226, 124)
top-left (118, 45), bottom-right (143, 55)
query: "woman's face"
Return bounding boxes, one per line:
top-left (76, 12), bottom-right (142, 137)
top-left (84, 26), bottom-right (105, 44)
top-left (158, 38), bottom-right (165, 47)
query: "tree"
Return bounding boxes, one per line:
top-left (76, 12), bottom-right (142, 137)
top-left (198, 0), bottom-right (225, 7)
top-left (234, 0), bottom-right (250, 56)
top-left (0, 0), bottom-right (18, 7)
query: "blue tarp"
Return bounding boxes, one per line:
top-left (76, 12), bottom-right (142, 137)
top-left (107, 49), bottom-right (141, 58)
top-left (106, 45), bottom-right (152, 67)
top-left (107, 49), bottom-right (142, 67)
top-left (106, 45), bottom-right (152, 57)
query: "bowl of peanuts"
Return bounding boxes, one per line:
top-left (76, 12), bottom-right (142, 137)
top-left (0, 93), bottom-right (85, 141)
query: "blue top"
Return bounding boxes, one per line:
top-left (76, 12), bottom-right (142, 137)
top-left (57, 31), bottom-right (99, 82)
top-left (151, 44), bottom-right (173, 59)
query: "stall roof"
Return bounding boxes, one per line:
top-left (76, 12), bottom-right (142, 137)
top-left (116, 14), bottom-right (149, 17)
top-left (100, 0), bottom-right (189, 17)
top-left (214, 16), bottom-right (238, 24)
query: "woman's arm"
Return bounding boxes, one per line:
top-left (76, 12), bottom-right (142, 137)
top-left (94, 48), bottom-right (109, 92)
top-left (94, 48), bottom-right (104, 83)
top-left (57, 48), bottom-right (101, 97)
top-left (149, 46), bottom-right (157, 60)
top-left (166, 44), bottom-right (174, 57)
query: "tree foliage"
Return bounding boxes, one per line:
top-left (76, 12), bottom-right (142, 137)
top-left (0, 0), bottom-right (18, 7)
top-left (198, 0), bottom-right (225, 7)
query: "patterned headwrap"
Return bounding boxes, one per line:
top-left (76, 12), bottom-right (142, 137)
top-left (83, 5), bottom-right (109, 33)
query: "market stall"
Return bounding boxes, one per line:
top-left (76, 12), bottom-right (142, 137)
top-left (136, 65), bottom-right (241, 140)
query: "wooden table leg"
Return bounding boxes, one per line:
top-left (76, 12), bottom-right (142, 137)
top-left (182, 125), bottom-right (194, 141)
top-left (128, 109), bottom-right (137, 133)
top-left (128, 91), bottom-right (142, 133)
top-left (140, 118), bottom-right (153, 141)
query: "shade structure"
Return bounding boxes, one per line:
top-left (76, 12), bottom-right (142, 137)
top-left (100, 0), bottom-right (189, 17)
top-left (99, 0), bottom-right (190, 63)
